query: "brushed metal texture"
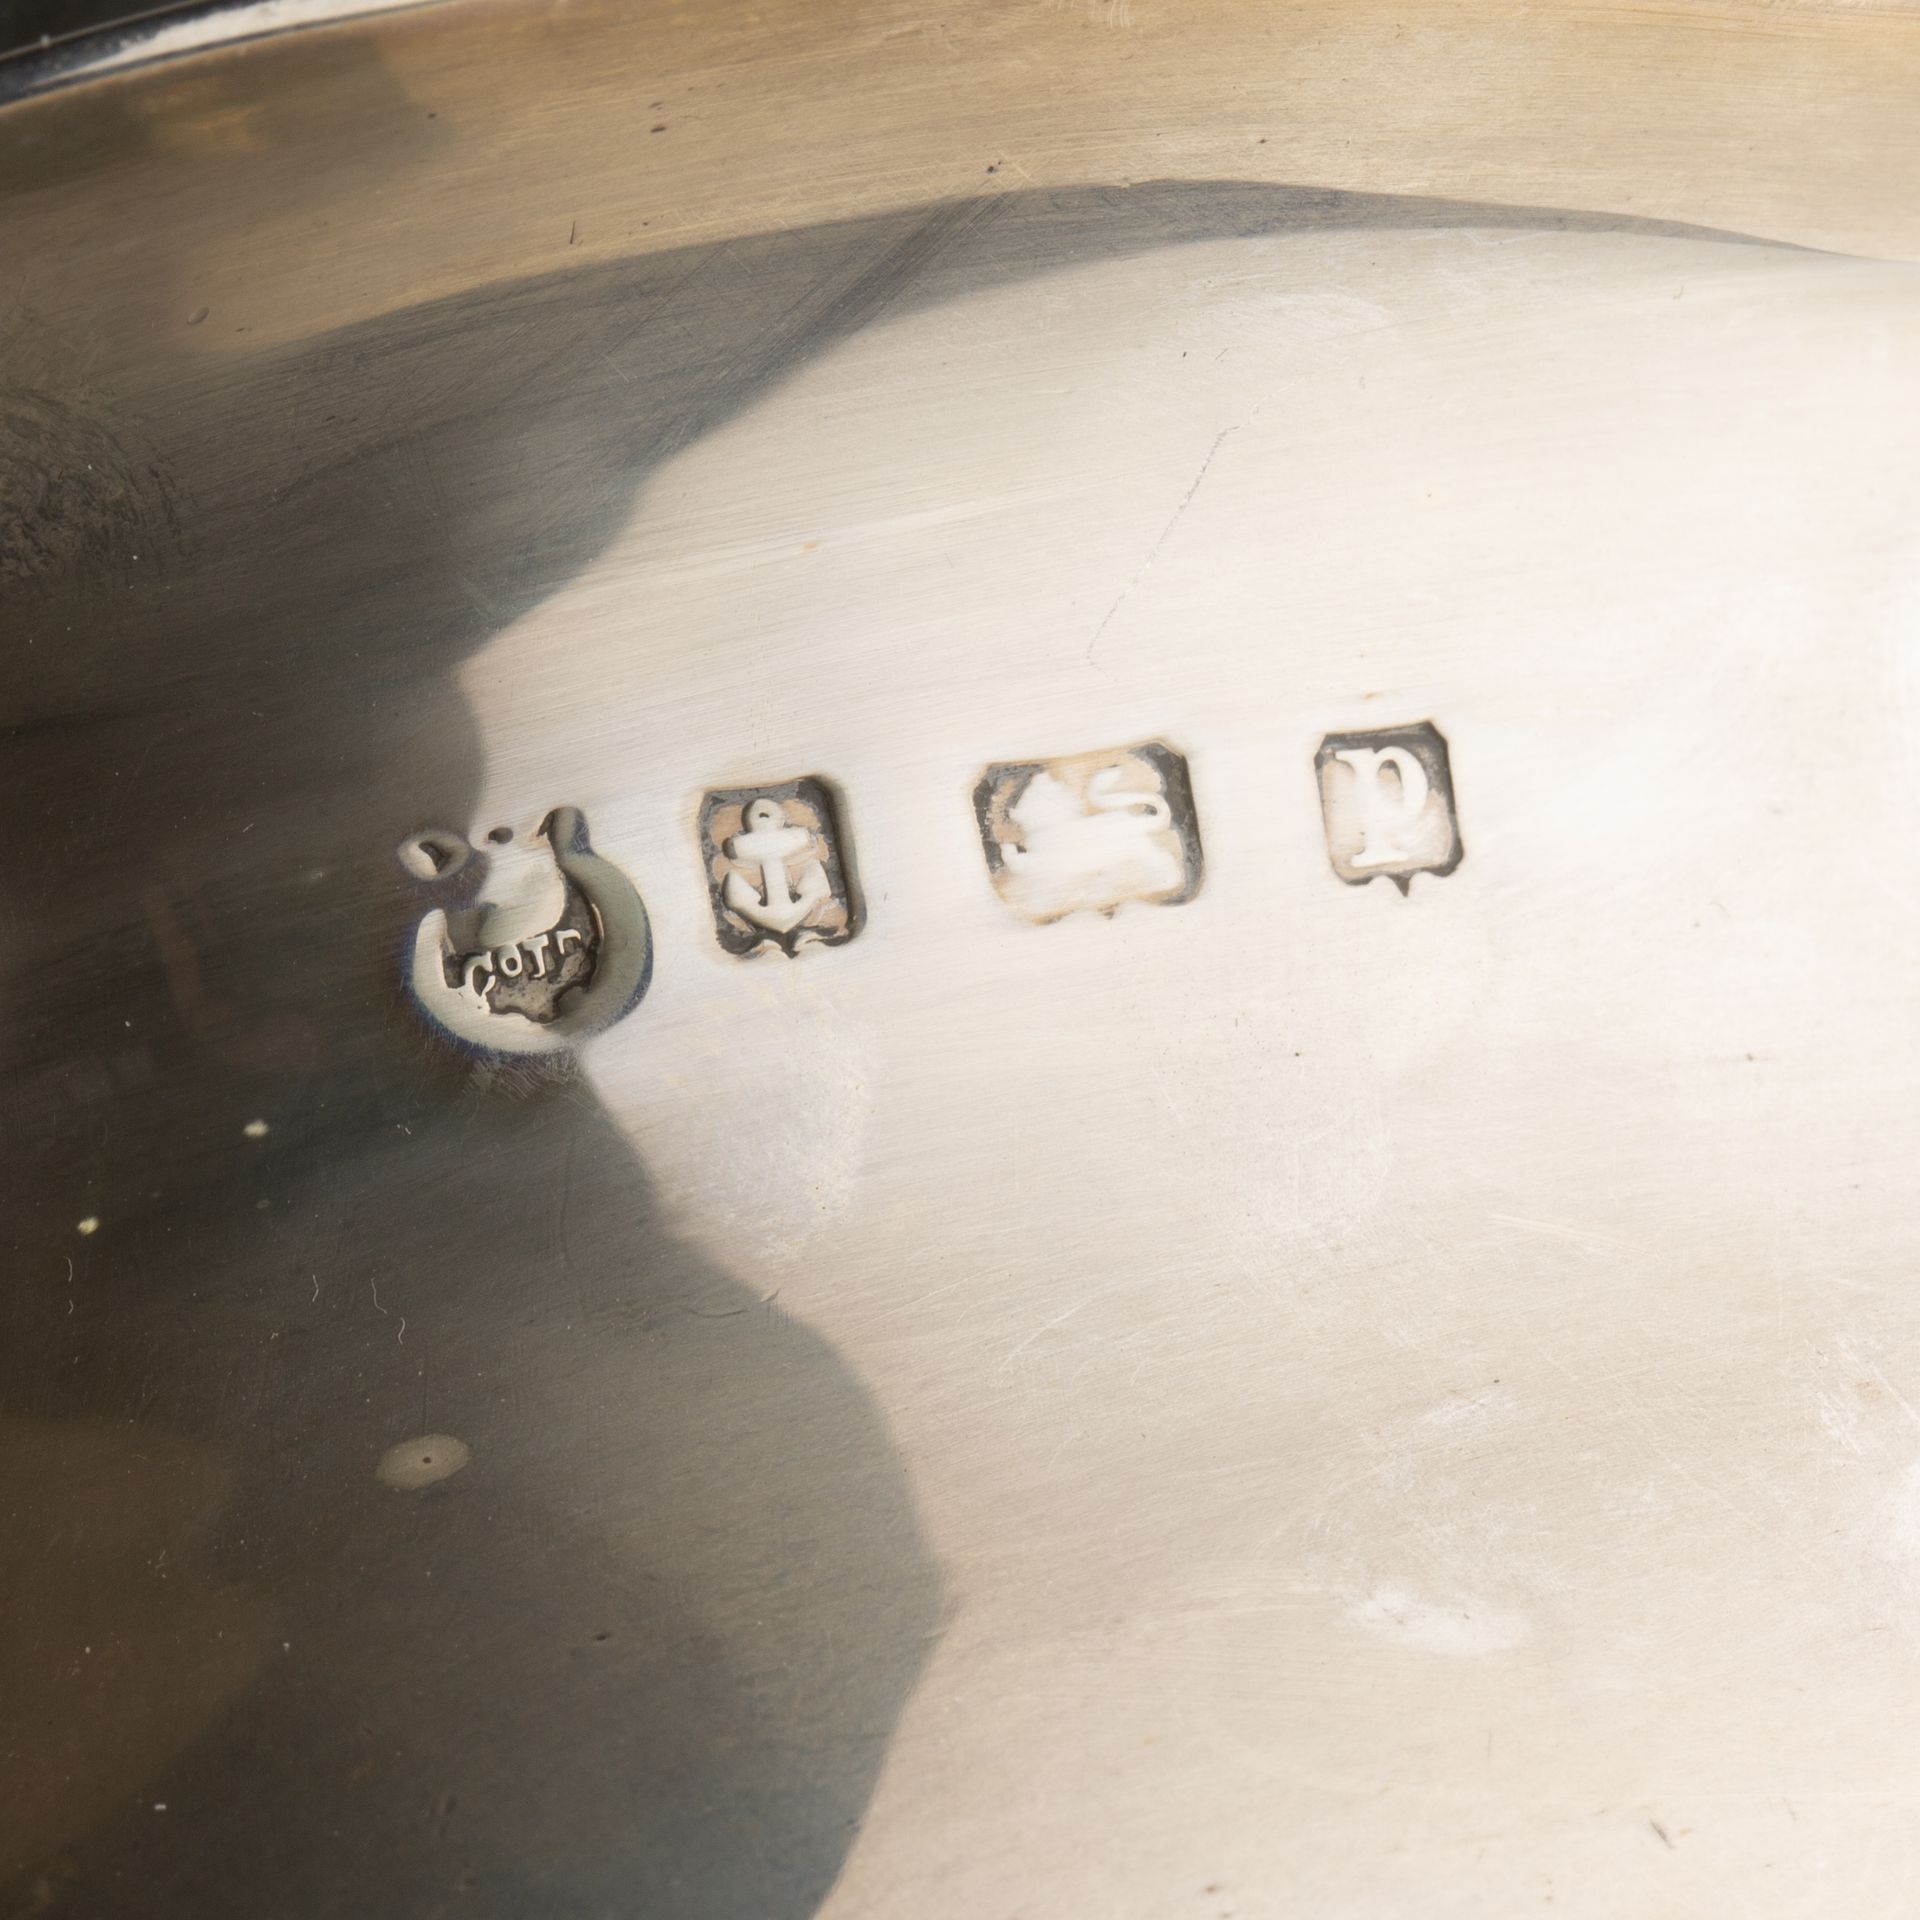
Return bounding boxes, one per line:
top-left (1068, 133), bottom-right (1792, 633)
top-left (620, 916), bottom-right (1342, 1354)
top-left (4, 5), bottom-right (1920, 1915)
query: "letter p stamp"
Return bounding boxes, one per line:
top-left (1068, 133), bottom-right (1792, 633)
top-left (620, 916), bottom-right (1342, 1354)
top-left (1314, 722), bottom-right (1463, 894)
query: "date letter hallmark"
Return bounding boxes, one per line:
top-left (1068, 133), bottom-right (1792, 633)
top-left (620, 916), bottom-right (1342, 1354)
top-left (398, 806), bottom-right (652, 1056)
top-left (1314, 722), bottom-right (1463, 894)
top-left (699, 777), bottom-right (861, 957)
top-left (974, 740), bottom-right (1203, 924)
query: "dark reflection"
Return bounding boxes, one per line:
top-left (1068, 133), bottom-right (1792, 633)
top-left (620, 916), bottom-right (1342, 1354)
top-left (1, 1), bottom-right (209, 68)
top-left (0, 136), bottom-right (1772, 1915)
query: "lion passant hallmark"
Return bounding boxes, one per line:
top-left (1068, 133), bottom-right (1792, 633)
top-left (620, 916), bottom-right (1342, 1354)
top-left (973, 740), bottom-right (1203, 924)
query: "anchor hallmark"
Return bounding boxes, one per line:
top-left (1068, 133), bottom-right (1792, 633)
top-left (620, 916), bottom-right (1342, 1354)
top-left (1314, 721), bottom-right (1463, 893)
top-left (699, 777), bottom-right (861, 958)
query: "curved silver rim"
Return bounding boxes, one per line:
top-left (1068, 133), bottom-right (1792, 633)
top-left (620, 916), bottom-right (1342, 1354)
top-left (0, 0), bottom-right (444, 105)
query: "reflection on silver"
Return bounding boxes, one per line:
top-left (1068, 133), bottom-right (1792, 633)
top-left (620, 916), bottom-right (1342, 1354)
top-left (7, 0), bottom-right (1915, 1903)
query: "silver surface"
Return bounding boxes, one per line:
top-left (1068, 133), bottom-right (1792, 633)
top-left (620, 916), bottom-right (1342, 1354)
top-left (6, 4), bottom-right (1920, 1913)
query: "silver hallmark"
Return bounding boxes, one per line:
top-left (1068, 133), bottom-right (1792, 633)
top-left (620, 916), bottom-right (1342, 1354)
top-left (1314, 722), bottom-right (1463, 894)
top-left (398, 806), bottom-right (652, 1055)
top-left (974, 740), bottom-right (1203, 924)
top-left (699, 777), bottom-right (861, 957)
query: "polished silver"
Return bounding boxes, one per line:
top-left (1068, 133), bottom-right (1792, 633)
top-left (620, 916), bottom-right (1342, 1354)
top-left (6, 3), bottom-right (1920, 1916)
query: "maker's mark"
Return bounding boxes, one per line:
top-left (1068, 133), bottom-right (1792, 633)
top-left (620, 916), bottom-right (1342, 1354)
top-left (398, 806), bottom-right (651, 1055)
